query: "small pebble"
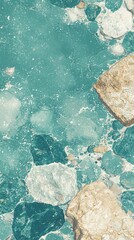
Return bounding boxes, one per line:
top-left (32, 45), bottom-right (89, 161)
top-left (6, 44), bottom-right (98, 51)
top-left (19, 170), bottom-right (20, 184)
top-left (77, 1), bottom-right (85, 9)
top-left (109, 43), bottom-right (125, 56)
top-left (5, 67), bottom-right (15, 76)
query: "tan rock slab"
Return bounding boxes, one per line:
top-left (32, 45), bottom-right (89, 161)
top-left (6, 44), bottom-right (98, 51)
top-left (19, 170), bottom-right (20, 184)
top-left (93, 145), bottom-right (108, 153)
top-left (94, 54), bottom-right (134, 126)
top-left (66, 181), bottom-right (134, 240)
top-left (77, 1), bottom-right (85, 9)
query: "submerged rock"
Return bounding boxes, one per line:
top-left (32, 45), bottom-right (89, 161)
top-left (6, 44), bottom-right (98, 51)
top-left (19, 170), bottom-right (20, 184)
top-left (50, 0), bottom-right (80, 8)
top-left (101, 151), bottom-right (123, 175)
top-left (85, 4), bottom-right (101, 21)
top-left (94, 54), bottom-right (134, 126)
top-left (45, 234), bottom-right (64, 240)
top-left (31, 135), bottom-right (67, 165)
top-left (120, 171), bottom-right (134, 189)
top-left (77, 160), bottom-right (101, 188)
top-left (123, 31), bottom-right (134, 54)
top-left (113, 125), bottom-right (134, 164)
top-left (105, 0), bottom-right (122, 12)
top-left (12, 202), bottom-right (65, 240)
top-left (112, 120), bottom-right (123, 131)
top-left (0, 92), bottom-right (21, 134)
top-left (121, 191), bottom-right (134, 213)
top-left (25, 163), bottom-right (78, 206)
top-left (66, 181), bottom-right (134, 240)
top-left (30, 109), bottom-right (53, 134)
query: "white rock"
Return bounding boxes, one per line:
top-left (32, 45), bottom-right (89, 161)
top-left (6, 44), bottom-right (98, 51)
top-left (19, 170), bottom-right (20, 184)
top-left (64, 7), bottom-right (86, 23)
top-left (0, 92), bottom-right (21, 133)
top-left (125, 0), bottom-right (134, 14)
top-left (30, 108), bottom-right (53, 133)
top-left (97, 7), bottom-right (133, 39)
top-left (109, 43), bottom-right (125, 56)
top-left (25, 163), bottom-right (78, 206)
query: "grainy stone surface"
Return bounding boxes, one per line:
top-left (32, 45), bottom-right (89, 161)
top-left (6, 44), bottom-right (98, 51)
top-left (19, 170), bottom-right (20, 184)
top-left (66, 181), bottom-right (134, 240)
top-left (94, 54), bottom-right (134, 126)
top-left (25, 163), bottom-right (78, 206)
top-left (93, 145), bottom-right (108, 153)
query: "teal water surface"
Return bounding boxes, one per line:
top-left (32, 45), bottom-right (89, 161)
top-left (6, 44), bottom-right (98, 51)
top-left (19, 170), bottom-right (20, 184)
top-left (0, 0), bottom-right (134, 239)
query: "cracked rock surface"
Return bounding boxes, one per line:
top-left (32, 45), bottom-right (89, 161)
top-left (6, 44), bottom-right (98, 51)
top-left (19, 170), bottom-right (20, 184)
top-left (66, 181), bottom-right (134, 240)
top-left (94, 54), bottom-right (134, 126)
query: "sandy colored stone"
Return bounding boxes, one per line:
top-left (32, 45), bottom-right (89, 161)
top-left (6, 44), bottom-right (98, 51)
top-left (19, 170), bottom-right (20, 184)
top-left (5, 67), bottom-right (15, 76)
top-left (76, 1), bottom-right (85, 9)
top-left (66, 181), bottom-right (134, 240)
top-left (94, 145), bottom-right (108, 153)
top-left (94, 54), bottom-right (134, 126)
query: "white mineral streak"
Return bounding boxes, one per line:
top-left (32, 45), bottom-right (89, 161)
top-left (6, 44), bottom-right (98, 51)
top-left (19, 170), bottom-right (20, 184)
top-left (94, 54), bottom-right (134, 126)
top-left (109, 43), bottom-right (125, 56)
top-left (125, 0), bottom-right (134, 14)
top-left (0, 92), bottom-right (21, 133)
top-left (97, 7), bottom-right (133, 39)
top-left (25, 163), bottom-right (78, 206)
top-left (66, 181), bottom-right (134, 240)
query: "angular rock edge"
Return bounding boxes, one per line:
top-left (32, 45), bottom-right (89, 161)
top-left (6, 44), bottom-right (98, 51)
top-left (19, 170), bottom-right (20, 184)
top-left (94, 54), bottom-right (134, 126)
top-left (66, 181), bottom-right (134, 240)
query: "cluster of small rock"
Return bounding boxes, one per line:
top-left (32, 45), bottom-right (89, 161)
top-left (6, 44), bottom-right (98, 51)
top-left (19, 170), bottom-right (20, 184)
top-left (53, 0), bottom-right (134, 56)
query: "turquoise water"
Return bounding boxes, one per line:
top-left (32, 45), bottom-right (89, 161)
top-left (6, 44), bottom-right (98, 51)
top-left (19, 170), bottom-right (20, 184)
top-left (0, 0), bottom-right (134, 239)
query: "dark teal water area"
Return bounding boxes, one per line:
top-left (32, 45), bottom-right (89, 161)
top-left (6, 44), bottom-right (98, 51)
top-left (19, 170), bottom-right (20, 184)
top-left (0, 0), bottom-right (134, 239)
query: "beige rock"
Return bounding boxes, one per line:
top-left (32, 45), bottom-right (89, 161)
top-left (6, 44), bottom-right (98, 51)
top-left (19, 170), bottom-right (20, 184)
top-left (5, 67), bottom-right (15, 76)
top-left (66, 181), bottom-right (134, 240)
top-left (94, 54), bottom-right (134, 126)
top-left (77, 1), bottom-right (85, 9)
top-left (94, 145), bottom-right (108, 153)
top-left (67, 153), bottom-right (77, 165)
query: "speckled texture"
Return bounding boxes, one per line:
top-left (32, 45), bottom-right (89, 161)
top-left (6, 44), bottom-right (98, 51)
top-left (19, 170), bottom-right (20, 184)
top-left (67, 181), bottom-right (134, 240)
top-left (94, 54), bottom-right (134, 126)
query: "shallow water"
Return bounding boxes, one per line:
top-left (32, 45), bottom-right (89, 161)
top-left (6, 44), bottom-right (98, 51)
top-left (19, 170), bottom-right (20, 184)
top-left (0, 0), bottom-right (134, 239)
